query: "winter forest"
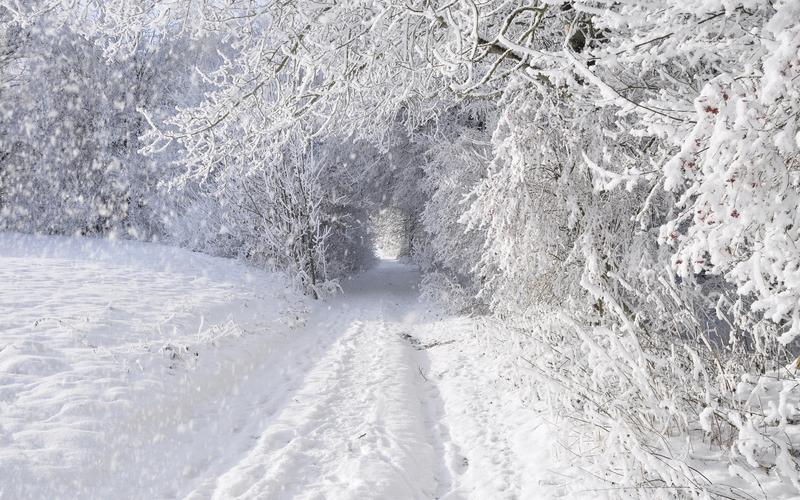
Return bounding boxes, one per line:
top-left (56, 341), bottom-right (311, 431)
top-left (0, 0), bottom-right (799, 498)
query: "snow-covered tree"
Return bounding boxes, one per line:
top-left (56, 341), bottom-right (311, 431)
top-left (0, 18), bottom-right (210, 240)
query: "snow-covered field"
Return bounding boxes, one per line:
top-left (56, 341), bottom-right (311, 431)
top-left (0, 234), bottom-right (559, 499)
top-left (0, 234), bottom-right (312, 498)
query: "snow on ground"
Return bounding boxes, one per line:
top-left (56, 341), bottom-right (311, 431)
top-left (0, 233), bottom-right (312, 498)
top-left (406, 317), bottom-right (566, 499)
top-left (0, 234), bottom-right (561, 499)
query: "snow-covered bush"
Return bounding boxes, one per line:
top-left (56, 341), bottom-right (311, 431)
top-left (419, 272), bottom-right (475, 314)
top-left (451, 2), bottom-right (800, 496)
top-left (0, 22), bottom-right (196, 239)
top-left (416, 112), bottom-right (492, 283)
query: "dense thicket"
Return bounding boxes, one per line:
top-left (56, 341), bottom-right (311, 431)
top-left (1, 1), bottom-right (799, 497)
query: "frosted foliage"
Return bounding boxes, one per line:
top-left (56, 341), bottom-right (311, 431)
top-left (372, 208), bottom-right (412, 260)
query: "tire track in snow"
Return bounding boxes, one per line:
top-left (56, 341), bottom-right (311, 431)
top-left (400, 333), bottom-right (469, 500)
top-left (199, 317), bottom-right (442, 499)
top-left (173, 307), bottom-right (362, 500)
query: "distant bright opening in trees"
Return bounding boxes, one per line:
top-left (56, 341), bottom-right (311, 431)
top-left (370, 208), bottom-right (411, 260)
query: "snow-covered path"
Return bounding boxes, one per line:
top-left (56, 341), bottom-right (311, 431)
top-left (184, 262), bottom-right (447, 499)
top-left (1, 236), bottom-right (557, 499)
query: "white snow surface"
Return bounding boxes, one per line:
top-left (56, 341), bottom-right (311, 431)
top-left (0, 234), bottom-right (559, 499)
